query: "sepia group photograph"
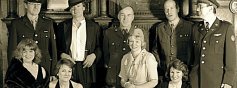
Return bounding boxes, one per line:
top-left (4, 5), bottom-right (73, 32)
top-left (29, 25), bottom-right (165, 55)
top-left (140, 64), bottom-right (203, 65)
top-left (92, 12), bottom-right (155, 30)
top-left (0, 0), bottom-right (237, 88)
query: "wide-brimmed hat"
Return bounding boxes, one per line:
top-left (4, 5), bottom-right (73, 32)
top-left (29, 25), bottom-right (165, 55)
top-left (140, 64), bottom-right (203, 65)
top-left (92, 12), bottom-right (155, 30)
top-left (67, 0), bottom-right (87, 10)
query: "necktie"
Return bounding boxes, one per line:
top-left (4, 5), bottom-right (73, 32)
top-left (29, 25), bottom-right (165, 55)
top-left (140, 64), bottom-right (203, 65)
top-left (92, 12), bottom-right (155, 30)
top-left (170, 23), bottom-right (174, 33)
top-left (205, 22), bottom-right (209, 32)
top-left (31, 20), bottom-right (37, 30)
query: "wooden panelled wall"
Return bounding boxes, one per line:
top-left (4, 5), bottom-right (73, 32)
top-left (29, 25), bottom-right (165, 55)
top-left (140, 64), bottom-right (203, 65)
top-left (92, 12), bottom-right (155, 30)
top-left (1, 0), bottom-right (236, 87)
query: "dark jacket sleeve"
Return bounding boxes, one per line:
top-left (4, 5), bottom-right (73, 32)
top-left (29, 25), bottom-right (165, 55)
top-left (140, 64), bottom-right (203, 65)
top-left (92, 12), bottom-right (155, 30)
top-left (7, 20), bottom-right (18, 64)
top-left (222, 22), bottom-right (237, 85)
top-left (103, 29), bottom-right (110, 66)
top-left (48, 20), bottom-right (57, 75)
top-left (93, 22), bottom-right (102, 63)
top-left (5, 59), bottom-right (24, 88)
top-left (55, 22), bottom-right (66, 58)
top-left (151, 24), bottom-right (162, 67)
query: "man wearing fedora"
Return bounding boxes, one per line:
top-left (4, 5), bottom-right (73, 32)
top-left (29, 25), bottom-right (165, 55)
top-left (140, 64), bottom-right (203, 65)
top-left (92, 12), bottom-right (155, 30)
top-left (56, 0), bottom-right (101, 88)
top-left (189, 0), bottom-right (237, 88)
top-left (7, 0), bottom-right (57, 76)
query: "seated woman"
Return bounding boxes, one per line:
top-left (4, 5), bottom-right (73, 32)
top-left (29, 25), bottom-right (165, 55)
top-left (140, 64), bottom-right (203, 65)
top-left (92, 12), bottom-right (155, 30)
top-left (119, 28), bottom-right (158, 88)
top-left (5, 38), bottom-right (49, 87)
top-left (157, 58), bottom-right (190, 88)
top-left (49, 58), bottom-right (83, 88)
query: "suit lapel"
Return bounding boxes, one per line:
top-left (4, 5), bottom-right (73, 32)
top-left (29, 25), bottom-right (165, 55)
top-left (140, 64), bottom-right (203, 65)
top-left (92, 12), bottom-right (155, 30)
top-left (35, 16), bottom-right (45, 32)
top-left (164, 22), bottom-right (172, 35)
top-left (175, 19), bottom-right (184, 34)
top-left (85, 20), bottom-right (92, 51)
top-left (65, 19), bottom-right (73, 52)
top-left (22, 16), bottom-right (34, 31)
top-left (197, 22), bottom-right (207, 36)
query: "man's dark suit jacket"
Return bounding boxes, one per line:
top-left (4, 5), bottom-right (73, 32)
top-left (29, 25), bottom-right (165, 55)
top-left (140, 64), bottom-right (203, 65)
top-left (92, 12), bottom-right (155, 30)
top-left (56, 19), bottom-right (102, 82)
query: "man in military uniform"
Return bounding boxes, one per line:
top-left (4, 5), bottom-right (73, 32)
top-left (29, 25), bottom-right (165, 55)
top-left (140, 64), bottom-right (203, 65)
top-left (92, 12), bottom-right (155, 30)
top-left (7, 0), bottom-right (57, 76)
top-left (152, 0), bottom-right (193, 81)
top-left (103, 6), bottom-right (135, 88)
top-left (189, 0), bottom-right (237, 88)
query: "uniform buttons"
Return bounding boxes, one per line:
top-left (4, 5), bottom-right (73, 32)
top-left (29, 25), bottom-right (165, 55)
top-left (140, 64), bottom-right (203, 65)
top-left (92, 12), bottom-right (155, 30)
top-left (201, 60), bottom-right (205, 64)
top-left (201, 54), bottom-right (205, 57)
top-left (216, 41), bottom-right (219, 43)
top-left (123, 48), bottom-right (126, 51)
top-left (202, 47), bottom-right (206, 50)
top-left (35, 41), bottom-right (38, 44)
top-left (112, 43), bottom-right (115, 45)
top-left (22, 35), bottom-right (25, 37)
top-left (203, 41), bottom-right (207, 43)
top-left (171, 45), bottom-right (174, 47)
top-left (35, 34), bottom-right (38, 37)
top-left (221, 66), bottom-right (223, 69)
top-left (46, 35), bottom-right (48, 38)
top-left (123, 41), bottom-right (126, 43)
top-left (171, 53), bottom-right (174, 55)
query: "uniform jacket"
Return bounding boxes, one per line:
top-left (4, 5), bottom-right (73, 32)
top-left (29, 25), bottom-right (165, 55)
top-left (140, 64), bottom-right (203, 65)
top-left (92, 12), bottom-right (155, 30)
top-left (190, 18), bottom-right (237, 88)
top-left (103, 25), bottom-right (135, 85)
top-left (5, 58), bottom-right (50, 88)
top-left (7, 15), bottom-right (57, 75)
top-left (56, 19), bottom-right (102, 82)
top-left (152, 19), bottom-right (193, 75)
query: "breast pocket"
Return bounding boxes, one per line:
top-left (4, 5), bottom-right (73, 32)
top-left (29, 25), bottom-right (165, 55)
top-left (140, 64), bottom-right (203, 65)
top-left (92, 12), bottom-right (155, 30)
top-left (211, 34), bottom-right (225, 54)
top-left (177, 34), bottom-right (190, 55)
top-left (40, 30), bottom-right (50, 47)
top-left (42, 30), bottom-right (50, 38)
top-left (17, 33), bottom-right (32, 41)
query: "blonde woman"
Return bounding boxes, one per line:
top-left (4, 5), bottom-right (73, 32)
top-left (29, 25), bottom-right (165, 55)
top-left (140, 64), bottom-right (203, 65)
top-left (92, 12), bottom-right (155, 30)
top-left (119, 28), bottom-right (158, 88)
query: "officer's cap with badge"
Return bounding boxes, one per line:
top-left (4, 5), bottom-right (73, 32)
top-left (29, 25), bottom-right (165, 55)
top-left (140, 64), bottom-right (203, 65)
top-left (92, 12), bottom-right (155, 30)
top-left (24, 0), bottom-right (42, 3)
top-left (197, 0), bottom-right (220, 8)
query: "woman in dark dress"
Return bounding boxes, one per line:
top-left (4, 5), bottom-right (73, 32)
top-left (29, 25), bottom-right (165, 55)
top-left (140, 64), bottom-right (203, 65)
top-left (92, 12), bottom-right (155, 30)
top-left (5, 38), bottom-right (50, 88)
top-left (49, 58), bottom-right (83, 88)
top-left (157, 58), bottom-right (190, 88)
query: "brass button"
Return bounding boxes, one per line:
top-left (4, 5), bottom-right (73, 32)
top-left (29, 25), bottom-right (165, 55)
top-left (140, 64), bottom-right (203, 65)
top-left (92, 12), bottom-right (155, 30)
top-left (201, 61), bottom-right (205, 64)
top-left (203, 41), bottom-right (207, 43)
top-left (201, 54), bottom-right (205, 57)
top-left (202, 47), bottom-right (206, 50)
top-left (35, 41), bottom-right (38, 44)
top-left (35, 34), bottom-right (38, 37)
top-left (123, 48), bottom-right (126, 51)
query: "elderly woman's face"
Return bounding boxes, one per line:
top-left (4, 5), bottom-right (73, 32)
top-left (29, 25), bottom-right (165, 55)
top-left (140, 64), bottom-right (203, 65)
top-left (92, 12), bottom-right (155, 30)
top-left (170, 67), bottom-right (183, 83)
top-left (22, 46), bottom-right (35, 63)
top-left (58, 64), bottom-right (72, 82)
